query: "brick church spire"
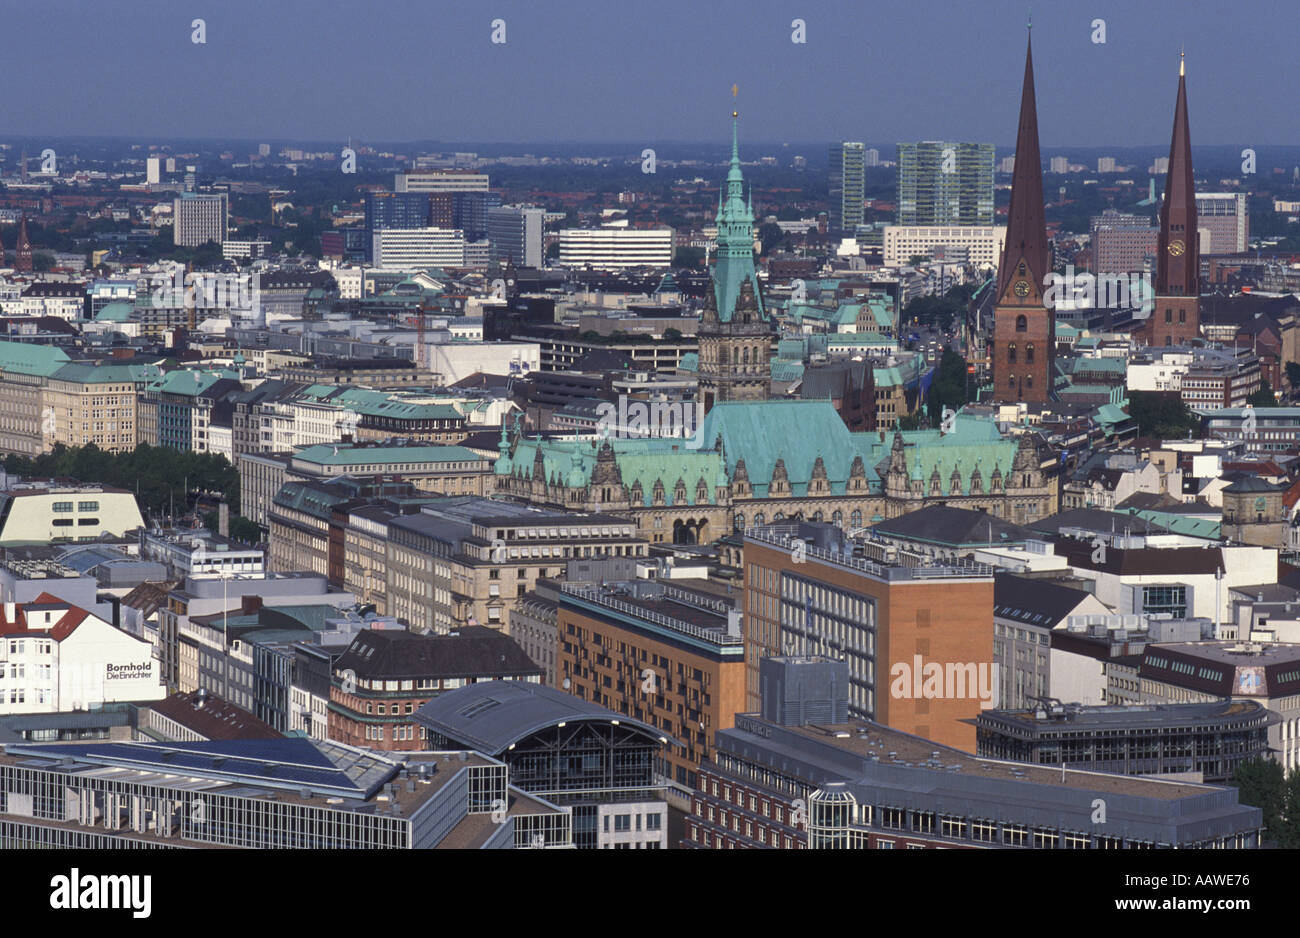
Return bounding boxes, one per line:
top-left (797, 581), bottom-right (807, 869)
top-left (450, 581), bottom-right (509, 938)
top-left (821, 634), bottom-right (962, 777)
top-left (991, 29), bottom-right (1053, 403)
top-left (1148, 52), bottom-right (1199, 346)
top-left (996, 31), bottom-right (1051, 303)
top-left (15, 214), bottom-right (33, 273)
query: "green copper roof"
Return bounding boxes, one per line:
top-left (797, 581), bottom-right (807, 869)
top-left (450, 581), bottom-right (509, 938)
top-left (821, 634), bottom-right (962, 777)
top-left (94, 301), bottom-right (134, 322)
top-left (505, 436), bottom-right (728, 505)
top-left (711, 118), bottom-right (765, 324)
top-left (677, 352), bottom-right (699, 373)
top-left (145, 370), bottom-right (228, 396)
top-left (770, 361), bottom-right (805, 382)
top-left (0, 339), bottom-right (72, 377)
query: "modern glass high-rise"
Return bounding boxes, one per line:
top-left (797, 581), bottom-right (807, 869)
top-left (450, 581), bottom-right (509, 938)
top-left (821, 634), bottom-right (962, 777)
top-left (828, 142), bottom-right (866, 231)
top-left (896, 142), bottom-right (995, 226)
top-left (364, 191), bottom-right (432, 261)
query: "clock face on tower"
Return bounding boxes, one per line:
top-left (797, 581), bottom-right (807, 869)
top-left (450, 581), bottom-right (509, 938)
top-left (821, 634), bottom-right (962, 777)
top-left (1168, 239), bottom-right (1186, 257)
top-left (1013, 280), bottom-right (1030, 298)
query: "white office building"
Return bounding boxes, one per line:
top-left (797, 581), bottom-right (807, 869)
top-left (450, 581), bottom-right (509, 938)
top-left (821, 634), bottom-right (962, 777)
top-left (558, 228), bottom-right (674, 270)
top-left (0, 596), bottom-right (166, 714)
top-left (371, 227), bottom-right (466, 271)
top-left (882, 225), bottom-right (1007, 267)
top-left (395, 170), bottom-right (490, 193)
top-left (173, 193), bottom-right (228, 247)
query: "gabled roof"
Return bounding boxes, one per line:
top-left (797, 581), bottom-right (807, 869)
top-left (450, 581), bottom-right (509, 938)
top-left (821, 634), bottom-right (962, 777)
top-left (873, 505), bottom-right (1034, 548)
top-left (0, 592), bottom-right (93, 640)
top-left (994, 573), bottom-right (1094, 627)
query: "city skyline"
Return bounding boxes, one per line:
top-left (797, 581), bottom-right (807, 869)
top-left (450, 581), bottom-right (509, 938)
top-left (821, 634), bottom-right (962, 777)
top-left (0, 0), bottom-right (1295, 145)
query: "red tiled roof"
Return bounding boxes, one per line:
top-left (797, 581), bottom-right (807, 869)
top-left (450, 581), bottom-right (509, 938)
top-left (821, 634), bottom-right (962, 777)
top-left (0, 592), bottom-right (92, 641)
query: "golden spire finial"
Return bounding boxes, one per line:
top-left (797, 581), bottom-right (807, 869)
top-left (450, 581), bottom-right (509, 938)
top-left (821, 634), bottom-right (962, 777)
top-left (1180, 47), bottom-right (1185, 76)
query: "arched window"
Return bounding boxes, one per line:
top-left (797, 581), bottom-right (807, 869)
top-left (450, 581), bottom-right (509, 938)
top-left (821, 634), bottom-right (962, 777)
top-left (734, 512), bottom-right (746, 531)
top-left (1016, 315), bottom-right (1027, 332)
top-left (1026, 343), bottom-right (1035, 363)
top-left (743, 346), bottom-right (750, 364)
top-left (832, 510), bottom-right (843, 524)
top-left (1026, 375), bottom-right (1033, 389)
top-left (1008, 374), bottom-right (1015, 388)
top-left (1007, 343), bottom-right (1017, 363)
top-left (850, 509), bottom-right (863, 526)
top-left (773, 511), bottom-right (785, 522)
top-left (755, 512), bottom-right (766, 525)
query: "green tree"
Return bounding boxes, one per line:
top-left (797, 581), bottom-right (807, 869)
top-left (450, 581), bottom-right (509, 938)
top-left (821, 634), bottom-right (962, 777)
top-left (1247, 379), bottom-right (1276, 408)
top-left (758, 222), bottom-right (785, 255)
top-left (673, 247), bottom-right (705, 268)
top-left (1233, 756), bottom-right (1286, 845)
top-left (1281, 767), bottom-right (1300, 848)
top-left (1127, 391), bottom-right (1200, 440)
top-left (1285, 361), bottom-right (1300, 389)
top-left (925, 349), bottom-right (970, 425)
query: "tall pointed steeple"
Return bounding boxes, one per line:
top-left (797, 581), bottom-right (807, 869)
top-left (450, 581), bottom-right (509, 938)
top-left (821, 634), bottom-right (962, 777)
top-left (711, 110), bottom-right (763, 322)
top-left (996, 31), bottom-right (1050, 301)
top-left (697, 93), bottom-right (772, 413)
top-left (1149, 51), bottom-right (1199, 346)
top-left (991, 28), bottom-right (1053, 404)
top-left (14, 214), bottom-right (32, 273)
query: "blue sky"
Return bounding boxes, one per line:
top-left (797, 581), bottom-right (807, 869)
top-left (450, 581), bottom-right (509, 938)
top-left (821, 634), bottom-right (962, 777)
top-left (3, 0), bottom-right (1296, 145)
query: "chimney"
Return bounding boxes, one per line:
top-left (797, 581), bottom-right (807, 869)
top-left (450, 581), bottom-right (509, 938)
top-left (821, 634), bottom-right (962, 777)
top-left (241, 595), bottom-right (263, 615)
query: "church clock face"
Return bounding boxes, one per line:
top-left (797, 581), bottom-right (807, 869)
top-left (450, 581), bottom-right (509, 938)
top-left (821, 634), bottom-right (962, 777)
top-left (1168, 239), bottom-right (1186, 257)
top-left (1013, 279), bottom-right (1030, 298)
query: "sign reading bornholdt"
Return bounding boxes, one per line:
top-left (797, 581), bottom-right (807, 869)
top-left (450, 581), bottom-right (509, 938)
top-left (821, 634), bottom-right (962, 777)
top-left (104, 661), bottom-right (154, 681)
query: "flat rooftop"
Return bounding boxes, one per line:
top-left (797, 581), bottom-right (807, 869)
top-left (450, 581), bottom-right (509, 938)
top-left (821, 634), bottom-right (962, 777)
top-left (758, 717), bottom-right (1222, 801)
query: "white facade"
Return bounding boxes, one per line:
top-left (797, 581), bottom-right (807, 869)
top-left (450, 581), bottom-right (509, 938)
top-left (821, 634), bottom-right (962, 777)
top-left (0, 601), bottom-right (165, 714)
top-left (596, 801), bottom-right (668, 849)
top-left (1127, 349), bottom-right (1193, 392)
top-left (882, 226), bottom-right (1007, 267)
top-left (559, 228), bottom-right (674, 270)
top-left (0, 489), bottom-right (145, 545)
top-left (173, 193), bottom-right (228, 247)
top-left (19, 292), bottom-right (84, 321)
top-left (328, 267), bottom-right (364, 299)
top-left (426, 341), bottom-right (540, 384)
top-left (395, 171), bottom-right (489, 193)
top-left (1066, 544), bottom-right (1277, 627)
top-left (371, 227), bottom-right (466, 271)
